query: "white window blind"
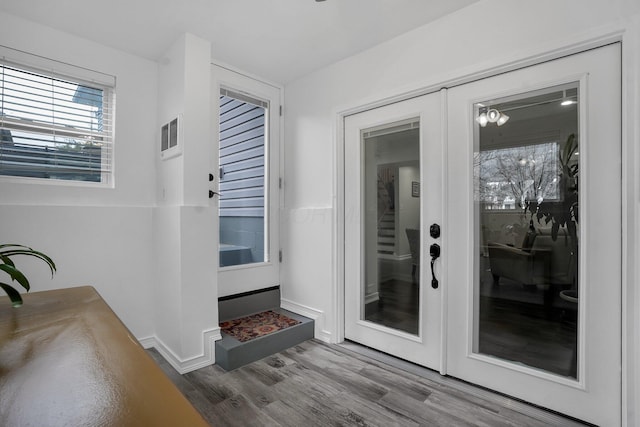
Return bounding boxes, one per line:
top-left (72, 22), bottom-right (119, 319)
top-left (0, 51), bottom-right (115, 184)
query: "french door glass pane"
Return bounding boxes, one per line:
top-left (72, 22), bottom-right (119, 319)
top-left (218, 92), bottom-right (267, 267)
top-left (362, 118), bottom-right (421, 335)
top-left (474, 83), bottom-right (579, 379)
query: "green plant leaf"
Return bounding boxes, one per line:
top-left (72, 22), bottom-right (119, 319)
top-left (0, 249), bottom-right (56, 276)
top-left (0, 282), bottom-right (23, 307)
top-left (0, 263), bottom-right (30, 291)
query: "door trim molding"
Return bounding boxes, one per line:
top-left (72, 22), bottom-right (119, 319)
top-left (335, 30), bottom-right (623, 120)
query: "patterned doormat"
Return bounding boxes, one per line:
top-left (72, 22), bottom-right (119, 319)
top-left (220, 310), bottom-right (301, 342)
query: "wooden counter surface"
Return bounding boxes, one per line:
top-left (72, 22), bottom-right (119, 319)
top-left (0, 286), bottom-right (209, 427)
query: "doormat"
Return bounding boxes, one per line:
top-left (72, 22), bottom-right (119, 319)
top-left (220, 310), bottom-right (301, 342)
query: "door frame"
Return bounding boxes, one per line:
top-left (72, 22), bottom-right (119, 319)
top-left (211, 64), bottom-right (284, 298)
top-left (333, 30), bottom-right (632, 419)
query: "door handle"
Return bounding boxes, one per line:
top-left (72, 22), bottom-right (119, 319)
top-left (430, 243), bottom-right (441, 289)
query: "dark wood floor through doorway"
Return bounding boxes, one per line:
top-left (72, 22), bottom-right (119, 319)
top-left (148, 340), bottom-right (589, 426)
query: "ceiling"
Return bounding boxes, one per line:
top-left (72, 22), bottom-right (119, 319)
top-left (0, 0), bottom-right (479, 84)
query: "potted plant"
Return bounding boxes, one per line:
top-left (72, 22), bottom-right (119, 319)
top-left (0, 244), bottom-right (56, 307)
top-left (525, 133), bottom-right (579, 295)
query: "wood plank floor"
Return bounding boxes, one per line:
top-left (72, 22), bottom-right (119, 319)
top-left (147, 340), bottom-right (589, 426)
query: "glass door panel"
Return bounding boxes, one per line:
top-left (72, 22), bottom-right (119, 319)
top-left (362, 119), bottom-right (420, 335)
top-left (218, 90), bottom-right (268, 268)
top-left (474, 83), bottom-right (579, 379)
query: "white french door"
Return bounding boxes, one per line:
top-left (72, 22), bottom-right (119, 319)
top-left (344, 91), bottom-right (444, 370)
top-left (212, 65), bottom-right (281, 297)
top-left (344, 44), bottom-right (621, 425)
top-left (446, 44), bottom-right (621, 426)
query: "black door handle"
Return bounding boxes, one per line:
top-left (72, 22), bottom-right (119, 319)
top-left (430, 243), bottom-right (440, 289)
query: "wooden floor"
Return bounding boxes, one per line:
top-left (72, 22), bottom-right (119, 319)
top-left (148, 340), bottom-right (589, 426)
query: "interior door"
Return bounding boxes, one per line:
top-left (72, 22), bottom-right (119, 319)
top-left (212, 65), bottom-right (281, 297)
top-left (344, 92), bottom-right (444, 369)
top-left (446, 44), bottom-right (621, 426)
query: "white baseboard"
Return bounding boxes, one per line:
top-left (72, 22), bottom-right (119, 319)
top-left (281, 298), bottom-right (332, 343)
top-left (138, 327), bottom-right (222, 374)
top-left (378, 253), bottom-right (412, 261)
top-left (365, 292), bottom-right (380, 305)
top-left (138, 336), bottom-right (156, 349)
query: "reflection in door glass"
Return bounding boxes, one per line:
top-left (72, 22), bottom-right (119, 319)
top-left (474, 83), bottom-right (579, 379)
top-left (218, 90), bottom-right (268, 267)
top-left (362, 119), bottom-right (420, 335)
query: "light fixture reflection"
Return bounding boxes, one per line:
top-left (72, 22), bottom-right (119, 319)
top-left (561, 89), bottom-right (577, 106)
top-left (476, 106), bottom-right (509, 127)
top-left (476, 112), bottom-right (488, 127)
top-left (487, 109), bottom-right (500, 123)
top-left (496, 113), bottom-right (509, 126)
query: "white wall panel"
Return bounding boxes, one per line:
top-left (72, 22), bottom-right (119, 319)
top-left (0, 205), bottom-right (155, 338)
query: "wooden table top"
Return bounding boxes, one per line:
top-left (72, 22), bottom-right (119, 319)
top-left (0, 286), bottom-right (209, 427)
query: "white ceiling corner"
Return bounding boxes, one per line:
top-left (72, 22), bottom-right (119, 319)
top-left (0, 0), bottom-right (479, 84)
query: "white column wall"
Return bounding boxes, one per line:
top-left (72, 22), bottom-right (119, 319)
top-left (154, 33), bottom-right (218, 370)
top-left (282, 0), bottom-right (639, 423)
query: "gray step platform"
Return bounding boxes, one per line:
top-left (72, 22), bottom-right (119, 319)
top-left (215, 308), bottom-right (314, 371)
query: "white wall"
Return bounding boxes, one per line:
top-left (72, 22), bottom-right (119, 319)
top-left (282, 0), bottom-right (639, 423)
top-left (0, 11), bottom-right (158, 339)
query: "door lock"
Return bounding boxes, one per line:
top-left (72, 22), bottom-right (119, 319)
top-left (430, 223), bottom-right (441, 239)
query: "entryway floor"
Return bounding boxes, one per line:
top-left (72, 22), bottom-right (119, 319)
top-left (149, 339), bottom-right (590, 426)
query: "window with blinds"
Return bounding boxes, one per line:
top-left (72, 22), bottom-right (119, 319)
top-left (0, 57), bottom-right (115, 184)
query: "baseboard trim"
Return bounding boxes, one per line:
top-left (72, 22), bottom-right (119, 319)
top-left (138, 327), bottom-right (222, 374)
top-left (378, 253), bottom-right (412, 261)
top-left (281, 298), bottom-right (331, 343)
top-left (365, 292), bottom-right (380, 305)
